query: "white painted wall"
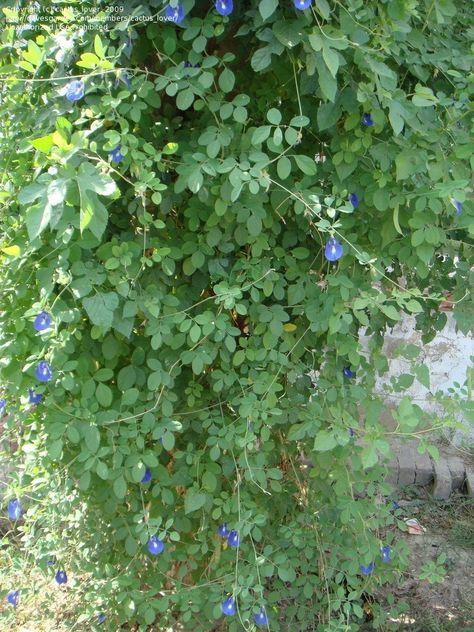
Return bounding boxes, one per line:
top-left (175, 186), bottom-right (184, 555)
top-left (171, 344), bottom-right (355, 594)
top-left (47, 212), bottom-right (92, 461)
top-left (362, 313), bottom-right (473, 447)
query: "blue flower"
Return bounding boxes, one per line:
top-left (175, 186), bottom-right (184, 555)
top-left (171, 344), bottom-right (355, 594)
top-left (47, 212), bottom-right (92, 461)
top-left (362, 113), bottom-right (374, 127)
top-left (65, 79), bottom-right (85, 102)
top-left (349, 193), bottom-right (359, 208)
top-left (165, 2), bottom-right (185, 23)
top-left (141, 468), bottom-right (152, 484)
top-left (55, 570), bottom-right (68, 585)
top-left (294, 0), bottom-right (312, 9)
top-left (6, 590), bottom-right (19, 606)
top-left (360, 562), bottom-right (374, 575)
top-left (7, 499), bottom-right (22, 520)
top-left (46, 559), bottom-right (55, 566)
top-left (35, 361), bottom-right (53, 383)
top-left (391, 500), bottom-right (400, 511)
top-left (215, 0), bottom-right (233, 16)
top-left (33, 311), bottom-right (52, 332)
top-left (218, 523), bottom-right (230, 537)
top-left (221, 596), bottom-right (236, 616)
top-left (343, 367), bottom-right (355, 379)
top-left (147, 535), bottom-right (164, 555)
top-left (108, 144), bottom-right (125, 163)
top-left (381, 545), bottom-right (392, 563)
top-left (0, 399), bottom-right (6, 415)
top-left (452, 199), bottom-right (462, 215)
top-left (324, 237), bottom-right (343, 262)
top-left (183, 61), bottom-right (201, 78)
top-left (227, 530), bottom-right (240, 548)
top-left (114, 70), bottom-right (132, 90)
top-left (254, 606), bottom-right (269, 626)
top-left (97, 613), bottom-right (106, 625)
top-left (348, 427), bottom-right (356, 438)
top-left (28, 388), bottom-right (43, 405)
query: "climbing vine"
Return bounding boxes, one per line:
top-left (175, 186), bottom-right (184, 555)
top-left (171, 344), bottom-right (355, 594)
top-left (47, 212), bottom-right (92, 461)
top-left (0, 0), bottom-right (472, 630)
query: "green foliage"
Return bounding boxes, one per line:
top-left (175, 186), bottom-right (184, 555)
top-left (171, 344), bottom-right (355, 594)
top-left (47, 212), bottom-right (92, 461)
top-left (0, 0), bottom-right (472, 630)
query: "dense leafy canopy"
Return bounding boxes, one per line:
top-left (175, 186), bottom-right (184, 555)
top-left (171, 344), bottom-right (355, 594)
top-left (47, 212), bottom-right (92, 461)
top-left (0, 0), bottom-right (472, 630)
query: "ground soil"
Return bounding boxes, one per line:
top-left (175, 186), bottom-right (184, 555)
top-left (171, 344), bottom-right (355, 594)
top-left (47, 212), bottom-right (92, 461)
top-left (368, 490), bottom-right (474, 632)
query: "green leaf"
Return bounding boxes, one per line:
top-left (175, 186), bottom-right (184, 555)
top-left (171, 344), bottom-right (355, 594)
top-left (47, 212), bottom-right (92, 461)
top-left (19, 174), bottom-right (68, 241)
top-left (96, 461), bottom-right (109, 480)
top-left (380, 304), bottom-right (400, 321)
top-left (322, 45), bottom-right (339, 77)
top-left (113, 475), bottom-right (127, 499)
top-left (76, 52), bottom-right (100, 69)
top-left (405, 299), bottom-right (423, 313)
top-left (252, 126), bottom-right (271, 144)
top-left (361, 446), bottom-right (378, 468)
top-left (251, 47), bottom-right (272, 72)
top-left (316, 55), bottom-right (337, 101)
top-left (218, 68), bottom-right (235, 93)
top-left (76, 162), bottom-right (116, 239)
top-left (96, 382), bottom-right (113, 407)
top-left (412, 84), bottom-right (438, 107)
top-left (94, 34), bottom-right (106, 58)
top-left (202, 471), bottom-right (217, 492)
top-left (176, 88), bottom-right (195, 110)
top-left (277, 156), bottom-right (291, 179)
top-left (388, 101), bottom-right (405, 136)
top-left (294, 154), bottom-right (317, 175)
top-left (259, 0), bottom-right (278, 20)
top-left (83, 425), bottom-right (100, 453)
top-left (267, 108), bottom-right (282, 125)
top-left (247, 214), bottom-right (262, 236)
top-left (415, 364), bottom-right (430, 389)
top-left (83, 292), bottom-right (119, 330)
top-left (278, 566), bottom-right (296, 582)
top-left (313, 431), bottom-right (337, 451)
top-left (30, 135), bottom-right (54, 154)
top-left (184, 490), bottom-right (207, 514)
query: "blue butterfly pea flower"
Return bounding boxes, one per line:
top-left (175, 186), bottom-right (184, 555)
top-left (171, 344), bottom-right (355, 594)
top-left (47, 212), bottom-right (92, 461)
top-left (147, 535), bottom-right (164, 555)
top-left (55, 570), bottom-right (68, 585)
top-left (218, 523), bottom-right (230, 537)
top-left (227, 530), bottom-right (240, 548)
top-left (360, 562), bottom-right (375, 575)
top-left (215, 0), bottom-right (233, 16)
top-left (141, 468), bottom-right (152, 483)
top-left (108, 144), bottom-right (125, 163)
top-left (294, 0), bottom-right (312, 9)
top-left (381, 545), bottom-right (392, 562)
top-left (97, 613), bottom-right (106, 624)
top-left (349, 193), bottom-right (359, 208)
top-left (7, 499), bottom-right (22, 520)
top-left (165, 2), bottom-right (185, 23)
top-left (33, 311), bottom-right (52, 332)
top-left (6, 590), bottom-right (19, 606)
top-left (343, 367), bottom-right (355, 379)
top-left (0, 399), bottom-right (6, 415)
top-left (114, 70), bottom-right (132, 90)
top-left (362, 113), bottom-right (374, 127)
top-left (65, 79), bottom-right (85, 102)
top-left (35, 361), bottom-right (53, 383)
top-left (324, 237), bottom-right (343, 262)
top-left (28, 388), bottom-right (43, 404)
top-left (452, 199), bottom-right (462, 215)
top-left (254, 606), bottom-right (269, 626)
top-left (221, 596), bottom-right (236, 616)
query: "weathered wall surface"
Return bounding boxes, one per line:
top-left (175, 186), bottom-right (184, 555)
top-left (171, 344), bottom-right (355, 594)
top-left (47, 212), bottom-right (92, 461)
top-left (362, 313), bottom-right (473, 447)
